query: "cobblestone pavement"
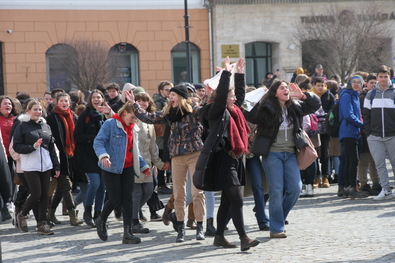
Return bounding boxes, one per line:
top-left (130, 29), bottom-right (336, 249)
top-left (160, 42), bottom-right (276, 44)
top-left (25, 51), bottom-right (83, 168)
top-left (1, 184), bottom-right (395, 263)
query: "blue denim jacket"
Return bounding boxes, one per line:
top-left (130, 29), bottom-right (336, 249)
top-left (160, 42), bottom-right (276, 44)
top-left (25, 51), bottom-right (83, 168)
top-left (93, 118), bottom-right (149, 175)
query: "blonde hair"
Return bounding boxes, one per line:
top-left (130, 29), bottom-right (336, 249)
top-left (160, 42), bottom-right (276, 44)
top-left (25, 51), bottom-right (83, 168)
top-left (118, 102), bottom-right (134, 117)
top-left (162, 93), bottom-right (192, 116)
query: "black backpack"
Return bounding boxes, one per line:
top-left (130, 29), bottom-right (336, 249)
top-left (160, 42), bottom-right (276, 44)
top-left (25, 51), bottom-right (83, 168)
top-left (326, 100), bottom-right (341, 137)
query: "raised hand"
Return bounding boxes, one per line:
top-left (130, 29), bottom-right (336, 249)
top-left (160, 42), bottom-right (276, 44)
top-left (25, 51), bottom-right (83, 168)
top-left (235, 57), bottom-right (246, 74)
top-left (289, 83), bottom-right (304, 99)
top-left (97, 102), bottom-right (111, 114)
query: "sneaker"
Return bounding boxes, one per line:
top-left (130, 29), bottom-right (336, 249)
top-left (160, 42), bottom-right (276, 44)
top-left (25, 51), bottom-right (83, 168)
top-left (360, 184), bottom-right (379, 196)
top-left (157, 186), bottom-right (173, 195)
top-left (17, 212), bottom-right (28, 232)
top-left (348, 187), bottom-right (369, 199)
top-left (131, 223), bottom-right (150, 233)
top-left (150, 212), bottom-right (162, 221)
top-left (37, 222), bottom-right (54, 235)
top-left (373, 189), bottom-right (393, 201)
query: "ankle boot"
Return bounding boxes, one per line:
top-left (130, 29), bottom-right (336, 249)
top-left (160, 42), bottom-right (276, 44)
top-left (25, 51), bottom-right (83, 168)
top-left (162, 204), bottom-right (172, 226)
top-left (196, 221), bottom-right (205, 240)
top-left (176, 221), bottom-right (185, 242)
top-left (213, 235), bottom-right (237, 248)
top-left (93, 210), bottom-right (101, 221)
top-left (240, 235), bottom-right (260, 251)
top-left (205, 218), bottom-right (216, 237)
top-left (95, 216), bottom-right (108, 241)
top-left (47, 208), bottom-right (61, 224)
top-left (69, 209), bottom-right (83, 226)
top-left (83, 206), bottom-right (95, 227)
top-left (122, 225), bottom-right (141, 244)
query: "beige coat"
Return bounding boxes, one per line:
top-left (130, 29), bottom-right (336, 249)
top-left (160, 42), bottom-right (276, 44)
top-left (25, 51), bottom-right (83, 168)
top-left (135, 120), bottom-right (164, 184)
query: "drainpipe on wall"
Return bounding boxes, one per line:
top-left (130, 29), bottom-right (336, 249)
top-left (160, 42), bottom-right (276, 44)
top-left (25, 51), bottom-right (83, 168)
top-left (203, 0), bottom-right (214, 76)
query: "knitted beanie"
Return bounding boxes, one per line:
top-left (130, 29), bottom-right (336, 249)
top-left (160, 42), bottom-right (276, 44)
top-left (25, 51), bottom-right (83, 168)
top-left (170, 85), bottom-right (189, 99)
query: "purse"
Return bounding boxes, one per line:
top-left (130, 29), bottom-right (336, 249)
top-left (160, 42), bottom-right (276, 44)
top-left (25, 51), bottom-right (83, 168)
top-left (250, 135), bottom-right (271, 157)
top-left (296, 130), bottom-right (318, 170)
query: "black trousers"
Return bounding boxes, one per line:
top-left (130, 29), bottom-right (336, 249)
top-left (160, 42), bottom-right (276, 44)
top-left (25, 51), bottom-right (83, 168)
top-left (101, 166), bottom-right (135, 227)
top-left (341, 138), bottom-right (359, 188)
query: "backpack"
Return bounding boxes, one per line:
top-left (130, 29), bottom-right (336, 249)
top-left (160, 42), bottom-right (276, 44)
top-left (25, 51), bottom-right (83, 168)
top-left (307, 114), bottom-right (319, 137)
top-left (325, 101), bottom-right (341, 137)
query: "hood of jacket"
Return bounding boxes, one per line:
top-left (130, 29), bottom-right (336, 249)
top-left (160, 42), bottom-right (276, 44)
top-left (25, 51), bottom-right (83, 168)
top-left (18, 113), bottom-right (47, 124)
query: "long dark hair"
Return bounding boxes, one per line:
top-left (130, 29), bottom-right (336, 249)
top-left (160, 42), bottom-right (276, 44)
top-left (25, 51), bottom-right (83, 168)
top-left (260, 81), bottom-right (299, 128)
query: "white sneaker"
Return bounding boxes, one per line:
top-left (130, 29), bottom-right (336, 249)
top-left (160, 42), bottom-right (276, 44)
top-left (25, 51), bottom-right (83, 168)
top-left (373, 189), bottom-right (393, 201)
top-left (7, 202), bottom-right (15, 213)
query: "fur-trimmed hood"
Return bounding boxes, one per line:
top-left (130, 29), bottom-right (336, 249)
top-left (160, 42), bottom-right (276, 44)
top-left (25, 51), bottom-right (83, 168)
top-left (18, 113), bottom-right (46, 124)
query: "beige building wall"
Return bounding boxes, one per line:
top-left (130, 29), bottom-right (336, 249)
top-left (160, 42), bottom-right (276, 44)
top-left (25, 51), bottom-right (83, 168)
top-left (211, 0), bottom-right (395, 81)
top-left (0, 9), bottom-right (210, 98)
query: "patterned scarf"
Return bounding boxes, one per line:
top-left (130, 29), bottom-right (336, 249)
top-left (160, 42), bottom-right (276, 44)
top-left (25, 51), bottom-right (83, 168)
top-left (53, 106), bottom-right (75, 157)
top-left (227, 105), bottom-right (250, 157)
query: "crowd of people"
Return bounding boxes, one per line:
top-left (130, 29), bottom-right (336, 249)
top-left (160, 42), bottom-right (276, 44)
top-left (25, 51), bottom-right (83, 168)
top-left (1, 58), bottom-right (395, 252)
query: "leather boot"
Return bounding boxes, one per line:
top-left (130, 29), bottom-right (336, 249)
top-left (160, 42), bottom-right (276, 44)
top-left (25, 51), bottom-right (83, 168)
top-left (205, 218), bottom-right (216, 237)
top-left (196, 221), bottom-right (205, 240)
top-left (122, 225), bottom-right (141, 244)
top-left (169, 212), bottom-right (178, 232)
top-left (83, 206), bottom-right (95, 227)
top-left (47, 208), bottom-right (61, 224)
top-left (213, 234), bottom-right (237, 248)
top-left (95, 217), bottom-right (108, 241)
top-left (176, 221), bottom-right (185, 242)
top-left (69, 209), bottom-right (83, 226)
top-left (162, 204), bottom-right (172, 226)
top-left (240, 235), bottom-right (260, 251)
top-left (93, 210), bottom-right (101, 221)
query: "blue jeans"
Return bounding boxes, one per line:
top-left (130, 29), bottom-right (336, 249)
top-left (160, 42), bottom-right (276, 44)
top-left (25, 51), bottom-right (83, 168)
top-left (84, 173), bottom-right (106, 211)
top-left (262, 152), bottom-right (301, 233)
top-left (246, 156), bottom-right (269, 228)
top-left (205, 191), bottom-right (215, 219)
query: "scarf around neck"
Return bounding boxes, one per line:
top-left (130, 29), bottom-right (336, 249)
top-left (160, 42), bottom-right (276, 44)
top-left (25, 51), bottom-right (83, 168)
top-left (112, 113), bottom-right (135, 168)
top-left (53, 106), bottom-right (75, 157)
top-left (167, 107), bottom-right (189, 123)
top-left (227, 105), bottom-right (250, 157)
top-left (313, 86), bottom-right (327, 98)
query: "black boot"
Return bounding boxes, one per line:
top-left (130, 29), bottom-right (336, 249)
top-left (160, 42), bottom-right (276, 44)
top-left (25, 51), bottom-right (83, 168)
top-left (205, 218), bottom-right (216, 237)
top-left (95, 216), bottom-right (108, 241)
top-left (122, 225), bottom-right (141, 244)
top-left (196, 221), bottom-right (205, 240)
top-left (176, 221), bottom-right (185, 243)
top-left (83, 206), bottom-right (95, 227)
top-left (93, 210), bottom-right (101, 221)
top-left (169, 212), bottom-right (178, 232)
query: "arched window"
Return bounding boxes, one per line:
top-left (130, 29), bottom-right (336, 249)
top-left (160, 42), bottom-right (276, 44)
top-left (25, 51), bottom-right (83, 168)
top-left (171, 42), bottom-right (200, 85)
top-left (46, 44), bottom-right (74, 92)
top-left (109, 43), bottom-right (139, 87)
top-left (245, 42), bottom-right (272, 88)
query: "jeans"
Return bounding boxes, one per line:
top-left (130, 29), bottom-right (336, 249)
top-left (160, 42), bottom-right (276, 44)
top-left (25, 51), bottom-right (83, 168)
top-left (205, 191), bottom-right (215, 219)
top-left (367, 135), bottom-right (395, 191)
top-left (84, 172), bottom-right (105, 211)
top-left (331, 156), bottom-right (340, 175)
top-left (246, 156), bottom-right (269, 228)
top-left (74, 182), bottom-right (87, 207)
top-left (262, 152), bottom-right (301, 234)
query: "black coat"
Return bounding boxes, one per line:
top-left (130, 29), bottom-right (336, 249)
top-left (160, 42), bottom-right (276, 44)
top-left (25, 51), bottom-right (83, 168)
top-left (194, 71), bottom-right (246, 191)
top-left (73, 106), bottom-right (105, 174)
top-left (46, 112), bottom-right (77, 175)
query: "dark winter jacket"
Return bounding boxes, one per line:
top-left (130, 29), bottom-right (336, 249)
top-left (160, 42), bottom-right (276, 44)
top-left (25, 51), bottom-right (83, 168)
top-left (74, 106), bottom-right (106, 174)
top-left (12, 114), bottom-right (60, 172)
top-left (244, 92), bottom-right (321, 157)
top-left (363, 81), bottom-right (395, 137)
top-left (46, 112), bottom-right (77, 175)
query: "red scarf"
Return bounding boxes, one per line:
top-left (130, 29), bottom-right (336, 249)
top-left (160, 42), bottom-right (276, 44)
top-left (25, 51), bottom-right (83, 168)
top-left (53, 106), bottom-right (75, 157)
top-left (228, 106), bottom-right (250, 157)
top-left (112, 113), bottom-right (135, 168)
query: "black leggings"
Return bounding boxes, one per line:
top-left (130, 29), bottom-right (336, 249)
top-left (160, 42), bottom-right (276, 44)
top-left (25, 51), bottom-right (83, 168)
top-left (101, 166), bottom-right (135, 227)
top-left (15, 173), bottom-right (39, 221)
top-left (216, 185), bottom-right (246, 238)
top-left (301, 160), bottom-right (316, 185)
top-left (22, 171), bottom-right (51, 223)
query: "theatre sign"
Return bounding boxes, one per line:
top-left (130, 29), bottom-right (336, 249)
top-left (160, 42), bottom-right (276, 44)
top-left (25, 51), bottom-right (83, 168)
top-left (300, 9), bottom-right (395, 23)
